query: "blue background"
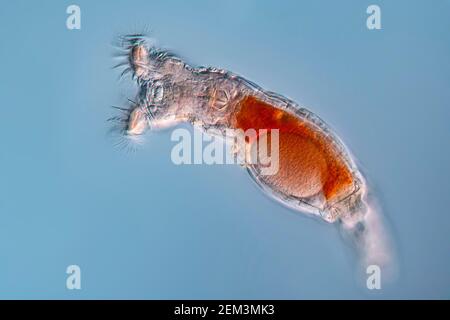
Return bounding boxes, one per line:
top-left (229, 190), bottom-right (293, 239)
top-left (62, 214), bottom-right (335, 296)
top-left (0, 0), bottom-right (449, 299)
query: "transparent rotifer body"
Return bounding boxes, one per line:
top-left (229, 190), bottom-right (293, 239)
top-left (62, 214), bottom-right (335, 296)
top-left (113, 35), bottom-right (393, 269)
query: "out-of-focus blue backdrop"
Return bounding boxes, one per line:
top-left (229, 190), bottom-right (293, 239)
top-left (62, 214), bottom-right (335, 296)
top-left (0, 0), bottom-right (448, 299)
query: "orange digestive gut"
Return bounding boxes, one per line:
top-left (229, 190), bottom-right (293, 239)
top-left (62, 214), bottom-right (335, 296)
top-left (232, 96), bottom-right (354, 202)
top-left (112, 34), bottom-right (393, 268)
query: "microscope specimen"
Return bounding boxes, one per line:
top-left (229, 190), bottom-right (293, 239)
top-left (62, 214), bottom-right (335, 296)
top-left (111, 35), bottom-right (393, 269)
